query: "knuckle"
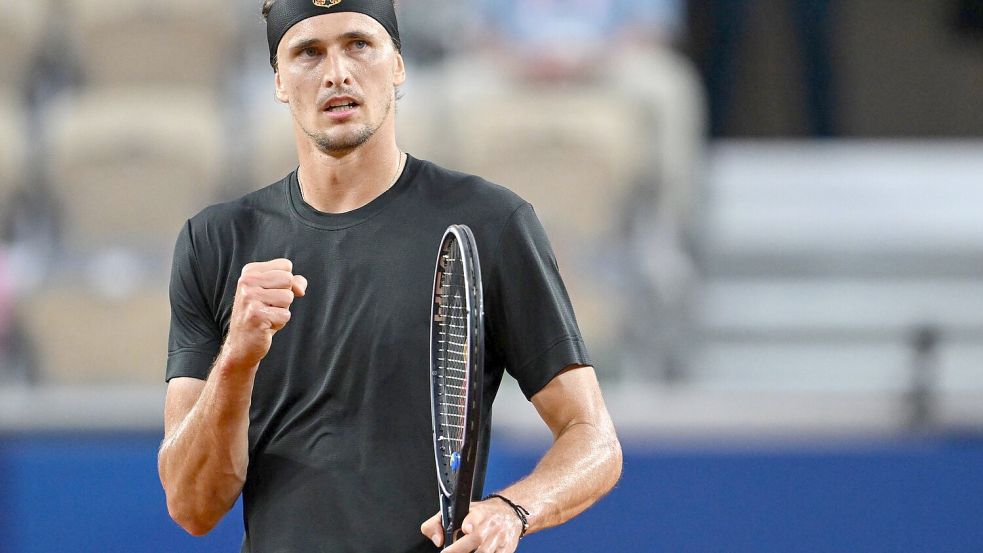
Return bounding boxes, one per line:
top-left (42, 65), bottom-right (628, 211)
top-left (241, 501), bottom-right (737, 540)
top-left (244, 306), bottom-right (264, 323)
top-left (280, 271), bottom-right (297, 288)
top-left (264, 271), bottom-right (287, 288)
top-left (273, 317), bottom-right (289, 331)
top-left (271, 309), bottom-right (290, 328)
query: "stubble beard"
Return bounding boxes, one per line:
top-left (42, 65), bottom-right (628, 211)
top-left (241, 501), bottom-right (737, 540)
top-left (298, 87), bottom-right (394, 155)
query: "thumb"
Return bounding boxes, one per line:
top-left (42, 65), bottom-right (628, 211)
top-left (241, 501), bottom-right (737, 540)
top-left (292, 274), bottom-right (308, 297)
top-left (420, 512), bottom-right (444, 547)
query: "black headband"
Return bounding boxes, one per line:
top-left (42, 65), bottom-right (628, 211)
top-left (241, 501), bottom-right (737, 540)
top-left (267, 0), bottom-right (401, 69)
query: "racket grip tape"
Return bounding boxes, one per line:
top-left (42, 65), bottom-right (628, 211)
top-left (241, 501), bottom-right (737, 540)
top-left (443, 491), bottom-right (472, 548)
top-left (445, 526), bottom-right (464, 549)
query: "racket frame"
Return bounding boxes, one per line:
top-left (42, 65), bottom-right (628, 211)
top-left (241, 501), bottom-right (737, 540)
top-left (428, 224), bottom-right (484, 547)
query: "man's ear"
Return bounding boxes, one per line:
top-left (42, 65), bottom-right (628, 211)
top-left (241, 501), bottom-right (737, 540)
top-left (393, 52), bottom-right (406, 87)
top-left (274, 71), bottom-right (289, 103)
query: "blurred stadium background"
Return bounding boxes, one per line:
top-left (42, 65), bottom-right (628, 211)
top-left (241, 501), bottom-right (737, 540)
top-left (2, 0), bottom-right (983, 551)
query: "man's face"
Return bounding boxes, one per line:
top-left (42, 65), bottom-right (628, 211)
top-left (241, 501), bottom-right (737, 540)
top-left (274, 12), bottom-right (405, 154)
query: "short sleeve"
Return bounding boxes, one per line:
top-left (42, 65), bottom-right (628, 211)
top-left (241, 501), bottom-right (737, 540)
top-left (166, 220), bottom-right (221, 381)
top-left (486, 204), bottom-right (592, 399)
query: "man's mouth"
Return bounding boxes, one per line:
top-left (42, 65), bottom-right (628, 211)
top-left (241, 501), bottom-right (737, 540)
top-left (326, 102), bottom-right (358, 112)
top-left (323, 97), bottom-right (360, 112)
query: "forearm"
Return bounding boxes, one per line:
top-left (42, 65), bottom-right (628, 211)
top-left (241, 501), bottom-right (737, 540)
top-left (496, 419), bottom-right (622, 534)
top-left (420, 368), bottom-right (620, 551)
top-left (158, 353), bottom-right (256, 535)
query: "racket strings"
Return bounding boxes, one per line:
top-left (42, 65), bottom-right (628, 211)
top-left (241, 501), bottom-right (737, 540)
top-left (435, 239), bottom-right (470, 478)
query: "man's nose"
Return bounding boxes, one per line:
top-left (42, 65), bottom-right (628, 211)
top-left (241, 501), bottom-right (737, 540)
top-left (321, 52), bottom-right (353, 88)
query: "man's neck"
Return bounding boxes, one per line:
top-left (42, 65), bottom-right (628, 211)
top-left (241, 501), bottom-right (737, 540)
top-left (295, 134), bottom-right (404, 214)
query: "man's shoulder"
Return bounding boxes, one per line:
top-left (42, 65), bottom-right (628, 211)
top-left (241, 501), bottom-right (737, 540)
top-left (185, 177), bottom-right (289, 234)
top-left (411, 156), bottom-right (528, 215)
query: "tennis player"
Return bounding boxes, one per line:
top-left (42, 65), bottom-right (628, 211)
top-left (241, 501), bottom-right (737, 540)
top-left (157, 1), bottom-right (622, 551)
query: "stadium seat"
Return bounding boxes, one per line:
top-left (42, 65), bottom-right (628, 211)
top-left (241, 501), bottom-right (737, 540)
top-left (64, 0), bottom-right (238, 91)
top-left (0, 92), bottom-right (28, 215)
top-left (248, 102), bottom-right (300, 191)
top-left (45, 88), bottom-right (224, 251)
top-left (0, 0), bottom-right (49, 94)
top-left (610, 47), bottom-right (707, 231)
top-left (445, 86), bottom-right (646, 245)
top-left (18, 285), bottom-right (170, 384)
top-left (395, 70), bottom-right (448, 164)
top-left (443, 82), bottom-right (649, 372)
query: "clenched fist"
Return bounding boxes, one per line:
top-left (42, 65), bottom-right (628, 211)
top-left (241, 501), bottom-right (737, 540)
top-left (223, 258), bottom-right (307, 370)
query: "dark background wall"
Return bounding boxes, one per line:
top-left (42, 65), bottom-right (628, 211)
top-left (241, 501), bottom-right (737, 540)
top-left (688, 0), bottom-right (983, 136)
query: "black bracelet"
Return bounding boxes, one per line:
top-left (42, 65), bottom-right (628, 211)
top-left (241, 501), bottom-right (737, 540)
top-left (484, 493), bottom-right (531, 538)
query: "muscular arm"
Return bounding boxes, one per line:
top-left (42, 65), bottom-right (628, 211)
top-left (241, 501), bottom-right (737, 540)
top-left (157, 358), bottom-right (256, 536)
top-left (499, 365), bottom-right (622, 530)
top-left (158, 259), bottom-right (306, 536)
top-left (423, 365), bottom-right (622, 552)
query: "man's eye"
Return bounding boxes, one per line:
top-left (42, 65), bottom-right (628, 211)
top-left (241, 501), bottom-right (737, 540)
top-left (302, 47), bottom-right (318, 57)
top-left (353, 40), bottom-right (368, 49)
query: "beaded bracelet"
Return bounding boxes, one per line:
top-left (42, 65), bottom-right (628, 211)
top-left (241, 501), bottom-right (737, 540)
top-left (484, 493), bottom-right (531, 538)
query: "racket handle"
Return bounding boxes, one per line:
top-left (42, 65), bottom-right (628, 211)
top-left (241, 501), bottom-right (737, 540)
top-left (445, 496), bottom-right (472, 548)
top-left (444, 526), bottom-right (462, 548)
top-left (440, 495), bottom-right (462, 548)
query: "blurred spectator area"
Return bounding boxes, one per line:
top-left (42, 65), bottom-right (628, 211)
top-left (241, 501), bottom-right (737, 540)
top-left (0, 0), bottom-right (982, 440)
top-left (0, 0), bottom-right (704, 387)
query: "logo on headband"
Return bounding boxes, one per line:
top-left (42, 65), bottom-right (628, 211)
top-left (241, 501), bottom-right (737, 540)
top-left (313, 0), bottom-right (342, 6)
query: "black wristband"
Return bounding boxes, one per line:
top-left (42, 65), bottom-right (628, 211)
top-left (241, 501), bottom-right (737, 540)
top-left (484, 493), bottom-right (531, 538)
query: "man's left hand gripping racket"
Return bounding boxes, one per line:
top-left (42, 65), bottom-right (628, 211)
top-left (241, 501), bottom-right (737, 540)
top-left (429, 224), bottom-right (484, 548)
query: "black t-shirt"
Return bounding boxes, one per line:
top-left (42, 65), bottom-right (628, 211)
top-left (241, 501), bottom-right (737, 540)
top-left (166, 155), bottom-right (591, 553)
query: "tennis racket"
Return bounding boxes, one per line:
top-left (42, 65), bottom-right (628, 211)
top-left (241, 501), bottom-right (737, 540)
top-left (429, 224), bottom-right (485, 548)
